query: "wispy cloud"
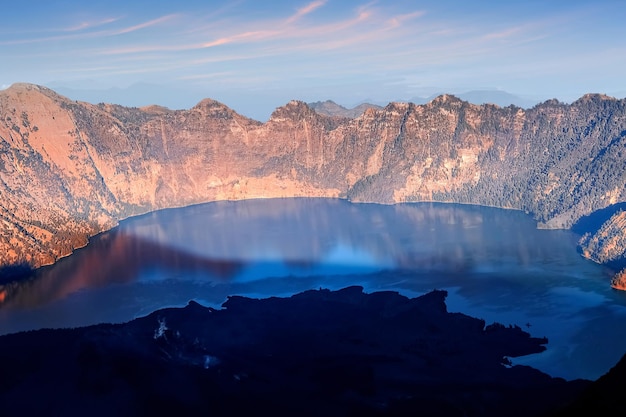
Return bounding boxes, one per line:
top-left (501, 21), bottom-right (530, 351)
top-left (63, 3), bottom-right (396, 84)
top-left (110, 14), bottom-right (179, 35)
top-left (201, 30), bottom-right (280, 48)
top-left (286, 0), bottom-right (327, 24)
top-left (5, 0), bottom-right (620, 111)
top-left (62, 17), bottom-right (121, 32)
top-left (61, 1), bottom-right (437, 84)
top-left (93, 44), bottom-right (190, 55)
top-left (386, 10), bottom-right (425, 29)
top-left (0, 14), bottom-right (179, 46)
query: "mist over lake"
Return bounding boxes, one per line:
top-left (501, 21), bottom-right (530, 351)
top-left (1, 198), bottom-right (625, 381)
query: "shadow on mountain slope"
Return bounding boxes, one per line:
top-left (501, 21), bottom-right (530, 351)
top-left (571, 203), bottom-right (626, 236)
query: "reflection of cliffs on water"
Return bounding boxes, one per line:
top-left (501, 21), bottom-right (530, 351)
top-left (132, 198), bottom-right (577, 271)
top-left (0, 231), bottom-right (242, 311)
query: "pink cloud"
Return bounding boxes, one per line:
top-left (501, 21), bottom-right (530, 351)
top-left (0, 14), bottom-right (179, 46)
top-left (286, 0), bottom-right (327, 24)
top-left (387, 11), bottom-right (426, 29)
top-left (202, 30), bottom-right (280, 48)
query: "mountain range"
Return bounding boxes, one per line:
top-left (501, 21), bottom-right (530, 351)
top-left (1, 83), bottom-right (625, 284)
top-left (50, 82), bottom-right (545, 121)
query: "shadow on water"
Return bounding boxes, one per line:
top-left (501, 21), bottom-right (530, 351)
top-left (0, 232), bottom-right (244, 311)
top-left (0, 262), bottom-right (34, 285)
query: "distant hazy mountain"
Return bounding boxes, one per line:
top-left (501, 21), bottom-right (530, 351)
top-left (308, 100), bottom-right (382, 118)
top-left (457, 90), bottom-right (540, 108)
top-left (49, 82), bottom-right (202, 111)
top-left (47, 81), bottom-right (297, 122)
top-left (48, 82), bottom-right (545, 120)
top-left (408, 89), bottom-right (541, 109)
top-left (1, 84), bottom-right (626, 284)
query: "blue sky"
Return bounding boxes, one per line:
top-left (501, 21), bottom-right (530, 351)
top-left (1, 0), bottom-right (625, 120)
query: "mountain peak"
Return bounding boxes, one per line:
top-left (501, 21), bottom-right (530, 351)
top-left (190, 98), bottom-right (242, 119)
top-left (430, 94), bottom-right (463, 104)
top-left (287, 99), bottom-right (308, 107)
top-left (0, 82), bottom-right (73, 113)
top-left (269, 100), bottom-right (317, 121)
top-left (1, 83), bottom-right (70, 105)
top-left (6, 82), bottom-right (41, 91)
top-left (534, 98), bottom-right (566, 108)
top-left (4, 83), bottom-right (62, 97)
top-left (139, 104), bottom-right (173, 114)
top-left (192, 98), bottom-right (229, 109)
top-left (383, 101), bottom-right (412, 114)
top-left (574, 93), bottom-right (617, 104)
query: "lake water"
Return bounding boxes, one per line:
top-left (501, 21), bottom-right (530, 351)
top-left (1, 198), bottom-right (625, 381)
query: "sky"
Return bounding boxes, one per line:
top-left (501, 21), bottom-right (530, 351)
top-left (1, 0), bottom-right (625, 120)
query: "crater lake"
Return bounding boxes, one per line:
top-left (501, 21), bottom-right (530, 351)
top-left (1, 198), bottom-right (625, 381)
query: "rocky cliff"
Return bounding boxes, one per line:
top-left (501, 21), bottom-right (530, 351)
top-left (1, 83), bottom-right (625, 277)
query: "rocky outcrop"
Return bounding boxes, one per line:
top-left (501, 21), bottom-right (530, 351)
top-left (610, 269), bottom-right (626, 291)
top-left (1, 84), bottom-right (626, 276)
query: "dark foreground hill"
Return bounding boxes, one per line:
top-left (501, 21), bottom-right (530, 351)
top-left (0, 287), bottom-right (591, 417)
top-left (1, 84), bottom-right (626, 280)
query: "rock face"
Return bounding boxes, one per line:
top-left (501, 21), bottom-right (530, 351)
top-left (0, 287), bottom-right (589, 416)
top-left (1, 84), bottom-right (626, 272)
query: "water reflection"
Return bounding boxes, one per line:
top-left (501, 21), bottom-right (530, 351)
top-left (123, 198), bottom-right (580, 274)
top-left (0, 198), bottom-right (624, 380)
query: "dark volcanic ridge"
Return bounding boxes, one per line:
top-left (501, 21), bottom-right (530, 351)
top-left (0, 286), bottom-right (592, 417)
top-left (1, 83), bottom-right (626, 284)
